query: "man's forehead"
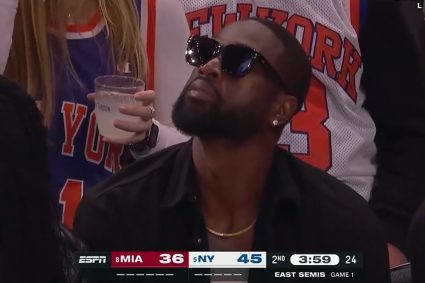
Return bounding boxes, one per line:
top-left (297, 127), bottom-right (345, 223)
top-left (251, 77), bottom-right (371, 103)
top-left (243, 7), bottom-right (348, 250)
top-left (217, 20), bottom-right (280, 50)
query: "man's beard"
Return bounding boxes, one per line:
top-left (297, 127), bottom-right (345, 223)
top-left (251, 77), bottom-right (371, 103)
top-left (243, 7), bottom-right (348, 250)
top-left (172, 78), bottom-right (264, 141)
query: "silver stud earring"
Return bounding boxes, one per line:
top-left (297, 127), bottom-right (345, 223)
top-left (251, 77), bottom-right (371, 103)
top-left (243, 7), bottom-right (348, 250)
top-left (272, 120), bottom-right (279, 127)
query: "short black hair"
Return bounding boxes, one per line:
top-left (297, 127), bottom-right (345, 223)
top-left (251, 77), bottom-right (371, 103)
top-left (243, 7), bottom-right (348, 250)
top-left (248, 17), bottom-right (312, 111)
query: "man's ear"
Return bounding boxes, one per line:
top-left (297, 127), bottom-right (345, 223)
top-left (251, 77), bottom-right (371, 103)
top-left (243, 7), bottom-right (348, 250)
top-left (270, 94), bottom-right (298, 127)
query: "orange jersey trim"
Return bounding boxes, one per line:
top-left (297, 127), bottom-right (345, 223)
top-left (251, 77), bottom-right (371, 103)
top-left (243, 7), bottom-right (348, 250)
top-left (66, 10), bottom-right (102, 33)
top-left (147, 0), bottom-right (156, 90)
top-left (350, 0), bottom-right (360, 35)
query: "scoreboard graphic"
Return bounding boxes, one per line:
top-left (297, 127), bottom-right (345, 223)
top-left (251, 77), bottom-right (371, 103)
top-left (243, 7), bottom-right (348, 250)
top-left (77, 251), bottom-right (363, 281)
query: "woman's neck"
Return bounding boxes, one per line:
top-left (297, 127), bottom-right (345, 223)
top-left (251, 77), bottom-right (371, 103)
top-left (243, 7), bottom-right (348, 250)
top-left (66, 0), bottom-right (98, 25)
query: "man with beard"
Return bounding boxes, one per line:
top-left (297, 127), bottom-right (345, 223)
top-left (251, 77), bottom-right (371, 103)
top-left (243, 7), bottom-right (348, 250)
top-left (74, 19), bottom-right (390, 283)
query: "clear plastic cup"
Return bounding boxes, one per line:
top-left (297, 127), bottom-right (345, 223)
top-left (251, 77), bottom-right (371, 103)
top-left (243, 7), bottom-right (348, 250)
top-left (94, 75), bottom-right (145, 140)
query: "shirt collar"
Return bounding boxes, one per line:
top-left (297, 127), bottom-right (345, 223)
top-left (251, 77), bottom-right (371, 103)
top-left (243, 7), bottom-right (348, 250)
top-left (160, 141), bottom-right (301, 211)
top-left (268, 148), bottom-right (302, 207)
top-left (160, 140), bottom-right (197, 209)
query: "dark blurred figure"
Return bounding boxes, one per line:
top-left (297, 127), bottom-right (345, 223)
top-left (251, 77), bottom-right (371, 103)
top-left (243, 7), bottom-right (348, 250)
top-left (361, 0), bottom-right (425, 267)
top-left (408, 200), bottom-right (425, 283)
top-left (0, 76), bottom-right (67, 283)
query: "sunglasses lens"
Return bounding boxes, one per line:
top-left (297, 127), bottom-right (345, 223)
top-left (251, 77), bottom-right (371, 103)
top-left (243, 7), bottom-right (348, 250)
top-left (185, 37), bottom-right (257, 78)
top-left (222, 45), bottom-right (256, 77)
top-left (186, 36), bottom-right (219, 66)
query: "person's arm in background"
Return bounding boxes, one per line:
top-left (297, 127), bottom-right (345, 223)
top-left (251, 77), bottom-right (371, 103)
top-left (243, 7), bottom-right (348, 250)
top-left (131, 0), bottom-right (192, 158)
top-left (0, 0), bottom-right (18, 74)
top-left (360, 0), bottom-right (425, 267)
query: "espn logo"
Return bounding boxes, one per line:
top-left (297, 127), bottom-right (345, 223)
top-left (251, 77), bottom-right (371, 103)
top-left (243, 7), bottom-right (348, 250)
top-left (79, 255), bottom-right (107, 264)
top-left (76, 253), bottom-right (109, 268)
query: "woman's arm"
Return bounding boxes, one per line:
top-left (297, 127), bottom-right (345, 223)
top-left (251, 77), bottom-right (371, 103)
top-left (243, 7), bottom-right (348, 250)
top-left (133, 0), bottom-right (192, 157)
top-left (153, 0), bottom-right (193, 130)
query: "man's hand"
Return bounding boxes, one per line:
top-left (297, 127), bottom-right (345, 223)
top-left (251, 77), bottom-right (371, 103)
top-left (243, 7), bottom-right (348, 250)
top-left (87, 90), bottom-right (156, 144)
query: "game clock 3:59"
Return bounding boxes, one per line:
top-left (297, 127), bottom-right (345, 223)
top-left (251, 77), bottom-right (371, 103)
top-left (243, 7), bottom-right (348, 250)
top-left (290, 254), bottom-right (340, 266)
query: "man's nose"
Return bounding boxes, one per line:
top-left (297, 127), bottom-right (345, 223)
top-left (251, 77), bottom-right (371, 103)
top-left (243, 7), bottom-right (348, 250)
top-left (198, 57), bottom-right (222, 79)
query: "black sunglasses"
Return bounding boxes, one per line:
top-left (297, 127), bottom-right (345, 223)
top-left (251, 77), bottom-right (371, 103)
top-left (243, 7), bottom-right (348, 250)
top-left (185, 35), bottom-right (289, 93)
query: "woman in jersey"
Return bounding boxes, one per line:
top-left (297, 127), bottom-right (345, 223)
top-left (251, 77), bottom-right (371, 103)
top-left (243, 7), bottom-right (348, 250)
top-left (3, 0), bottom-right (191, 229)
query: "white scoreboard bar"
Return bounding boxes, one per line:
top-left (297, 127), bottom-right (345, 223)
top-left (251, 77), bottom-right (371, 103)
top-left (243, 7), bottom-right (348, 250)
top-left (189, 252), bottom-right (267, 268)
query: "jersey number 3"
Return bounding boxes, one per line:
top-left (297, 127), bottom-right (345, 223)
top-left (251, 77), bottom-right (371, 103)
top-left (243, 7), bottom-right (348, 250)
top-left (280, 76), bottom-right (332, 171)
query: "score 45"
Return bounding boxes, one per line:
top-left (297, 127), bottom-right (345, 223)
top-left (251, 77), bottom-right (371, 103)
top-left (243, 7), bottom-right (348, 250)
top-left (189, 252), bottom-right (267, 268)
top-left (237, 253), bottom-right (263, 264)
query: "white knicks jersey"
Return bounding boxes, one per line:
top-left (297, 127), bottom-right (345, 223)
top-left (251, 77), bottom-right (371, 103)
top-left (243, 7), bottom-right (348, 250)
top-left (180, 0), bottom-right (376, 199)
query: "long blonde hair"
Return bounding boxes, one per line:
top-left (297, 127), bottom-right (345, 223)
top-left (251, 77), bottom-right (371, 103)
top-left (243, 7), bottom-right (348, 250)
top-left (5, 0), bottom-right (147, 126)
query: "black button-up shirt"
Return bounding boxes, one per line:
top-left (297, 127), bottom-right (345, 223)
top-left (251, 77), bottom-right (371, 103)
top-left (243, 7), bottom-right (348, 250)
top-left (74, 140), bottom-right (390, 283)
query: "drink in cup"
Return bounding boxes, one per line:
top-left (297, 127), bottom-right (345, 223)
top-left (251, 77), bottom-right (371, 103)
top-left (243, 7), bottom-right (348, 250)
top-left (94, 75), bottom-right (145, 140)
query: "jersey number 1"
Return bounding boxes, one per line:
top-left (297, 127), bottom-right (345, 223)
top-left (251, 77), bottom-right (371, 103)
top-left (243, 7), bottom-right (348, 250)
top-left (59, 179), bottom-right (83, 229)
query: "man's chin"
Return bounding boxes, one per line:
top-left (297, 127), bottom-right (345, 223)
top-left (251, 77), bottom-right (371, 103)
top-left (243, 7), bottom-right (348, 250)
top-left (173, 101), bottom-right (216, 136)
top-left (178, 93), bottom-right (218, 115)
top-left (173, 111), bottom-right (214, 135)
